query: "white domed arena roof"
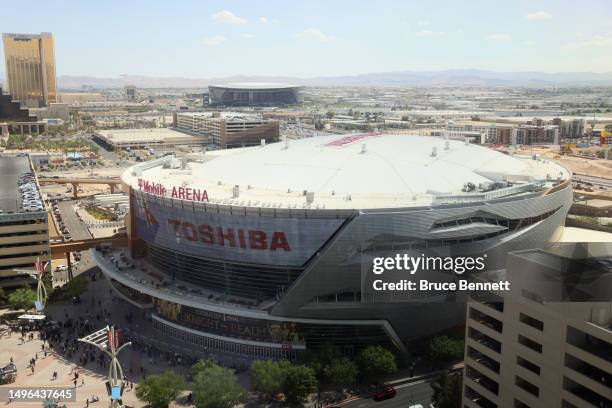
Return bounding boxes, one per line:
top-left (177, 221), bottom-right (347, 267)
top-left (124, 133), bottom-right (569, 210)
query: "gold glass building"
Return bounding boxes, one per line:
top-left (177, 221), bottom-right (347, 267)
top-left (2, 32), bottom-right (57, 107)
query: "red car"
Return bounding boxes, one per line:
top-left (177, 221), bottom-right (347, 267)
top-left (373, 386), bottom-right (396, 401)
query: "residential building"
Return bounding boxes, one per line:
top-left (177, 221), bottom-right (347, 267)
top-left (2, 32), bottom-right (57, 107)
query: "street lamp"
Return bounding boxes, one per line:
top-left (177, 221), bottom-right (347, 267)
top-left (14, 257), bottom-right (50, 314)
top-left (78, 326), bottom-right (131, 408)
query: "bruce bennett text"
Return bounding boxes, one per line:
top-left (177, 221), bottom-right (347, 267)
top-left (372, 279), bottom-right (510, 292)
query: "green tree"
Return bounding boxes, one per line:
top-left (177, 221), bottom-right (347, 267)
top-left (323, 358), bottom-right (358, 389)
top-left (192, 359), bottom-right (217, 377)
top-left (357, 345), bottom-right (397, 382)
top-left (427, 336), bottom-right (464, 365)
top-left (64, 275), bottom-right (89, 298)
top-left (135, 370), bottom-right (185, 408)
top-left (249, 359), bottom-right (291, 398)
top-left (8, 288), bottom-right (36, 310)
top-left (284, 365), bottom-right (317, 403)
top-left (192, 364), bottom-right (246, 408)
top-left (431, 372), bottom-right (462, 408)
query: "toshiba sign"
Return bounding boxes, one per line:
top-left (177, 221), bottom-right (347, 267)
top-left (132, 197), bottom-right (346, 266)
top-left (167, 220), bottom-right (291, 252)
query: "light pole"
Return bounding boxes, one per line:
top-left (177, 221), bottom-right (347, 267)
top-left (14, 257), bottom-right (50, 314)
top-left (79, 326), bottom-right (131, 408)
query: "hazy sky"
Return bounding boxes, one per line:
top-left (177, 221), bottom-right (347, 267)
top-left (1, 0), bottom-right (611, 78)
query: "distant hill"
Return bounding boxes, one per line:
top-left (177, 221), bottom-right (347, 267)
top-left (5, 69), bottom-right (612, 90)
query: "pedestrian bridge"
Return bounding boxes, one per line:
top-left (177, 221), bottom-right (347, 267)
top-left (50, 235), bottom-right (127, 256)
top-left (38, 177), bottom-right (123, 198)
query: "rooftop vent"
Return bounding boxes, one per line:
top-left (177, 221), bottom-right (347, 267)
top-left (232, 185), bottom-right (240, 198)
top-left (361, 143), bottom-right (367, 154)
top-left (217, 181), bottom-right (222, 185)
top-left (306, 191), bottom-right (315, 204)
top-left (444, 140), bottom-right (450, 150)
top-left (260, 139), bottom-right (266, 147)
top-left (431, 147), bottom-right (438, 157)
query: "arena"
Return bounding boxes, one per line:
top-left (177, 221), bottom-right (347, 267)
top-left (208, 82), bottom-right (304, 106)
top-left (94, 133), bottom-right (572, 361)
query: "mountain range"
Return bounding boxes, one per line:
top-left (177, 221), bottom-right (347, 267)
top-left (2, 69), bottom-right (612, 89)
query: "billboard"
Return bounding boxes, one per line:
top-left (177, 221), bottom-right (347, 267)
top-left (132, 196), bottom-right (347, 266)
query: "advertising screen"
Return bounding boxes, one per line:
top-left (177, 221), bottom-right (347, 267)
top-left (132, 196), bottom-right (347, 266)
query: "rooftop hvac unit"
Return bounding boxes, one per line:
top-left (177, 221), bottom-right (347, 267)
top-left (462, 182), bottom-right (476, 192)
top-left (306, 191), bottom-right (314, 204)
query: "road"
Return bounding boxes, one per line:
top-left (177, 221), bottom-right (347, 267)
top-left (57, 199), bottom-right (91, 241)
top-left (341, 379), bottom-right (433, 408)
top-left (573, 174), bottom-right (612, 188)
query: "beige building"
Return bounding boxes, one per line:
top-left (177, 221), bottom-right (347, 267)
top-left (462, 243), bottom-right (612, 408)
top-left (174, 111), bottom-right (279, 149)
top-left (58, 92), bottom-right (104, 104)
top-left (93, 128), bottom-right (207, 151)
top-left (2, 32), bottom-right (57, 108)
top-left (0, 156), bottom-right (50, 288)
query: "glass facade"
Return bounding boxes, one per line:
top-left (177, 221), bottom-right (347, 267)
top-left (2, 32), bottom-right (57, 107)
top-left (153, 298), bottom-right (392, 353)
top-left (146, 242), bottom-right (303, 300)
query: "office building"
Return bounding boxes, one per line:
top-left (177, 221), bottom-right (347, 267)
top-left (0, 156), bottom-right (50, 288)
top-left (462, 244), bottom-right (612, 408)
top-left (125, 86), bottom-right (137, 102)
top-left (0, 87), bottom-right (47, 135)
top-left (174, 111), bottom-right (279, 149)
top-left (2, 32), bottom-right (57, 108)
top-left (93, 133), bottom-right (572, 361)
